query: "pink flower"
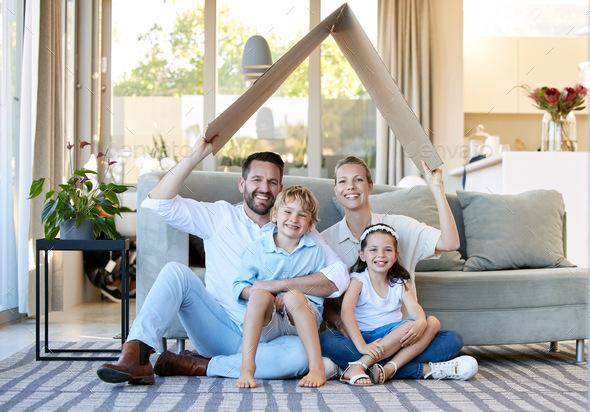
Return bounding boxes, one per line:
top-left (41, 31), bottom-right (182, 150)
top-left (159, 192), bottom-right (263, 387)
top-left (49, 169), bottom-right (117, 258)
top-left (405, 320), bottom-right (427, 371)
top-left (528, 91), bottom-right (542, 104)
top-left (564, 87), bottom-right (576, 103)
top-left (108, 160), bottom-right (117, 166)
top-left (97, 152), bottom-right (105, 158)
top-left (544, 88), bottom-right (560, 104)
top-left (574, 83), bottom-right (588, 96)
top-left (80, 141), bottom-right (91, 148)
top-left (524, 83), bottom-right (586, 122)
top-left (67, 141), bottom-right (74, 150)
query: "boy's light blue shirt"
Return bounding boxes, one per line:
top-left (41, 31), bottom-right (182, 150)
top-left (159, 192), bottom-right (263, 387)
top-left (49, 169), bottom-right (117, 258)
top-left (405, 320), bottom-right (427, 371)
top-left (233, 228), bottom-right (325, 318)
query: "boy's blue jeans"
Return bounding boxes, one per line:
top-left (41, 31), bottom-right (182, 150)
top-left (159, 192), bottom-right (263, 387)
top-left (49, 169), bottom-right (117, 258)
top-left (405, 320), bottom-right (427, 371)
top-left (319, 323), bottom-right (464, 379)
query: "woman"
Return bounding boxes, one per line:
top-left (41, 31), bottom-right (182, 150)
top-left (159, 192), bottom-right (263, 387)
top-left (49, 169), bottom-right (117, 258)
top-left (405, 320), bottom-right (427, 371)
top-left (320, 156), bottom-right (478, 381)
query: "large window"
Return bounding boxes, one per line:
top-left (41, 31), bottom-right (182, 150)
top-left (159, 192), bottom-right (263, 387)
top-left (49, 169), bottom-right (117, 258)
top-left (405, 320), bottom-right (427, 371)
top-left (112, 0), bottom-right (205, 184)
top-left (321, 0), bottom-right (377, 177)
top-left (112, 0), bottom-right (377, 182)
top-left (217, 1), bottom-right (309, 173)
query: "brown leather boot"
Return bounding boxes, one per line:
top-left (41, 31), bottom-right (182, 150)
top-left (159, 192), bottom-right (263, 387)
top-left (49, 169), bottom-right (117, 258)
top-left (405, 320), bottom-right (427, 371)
top-left (153, 350), bottom-right (209, 376)
top-left (97, 340), bottom-right (155, 385)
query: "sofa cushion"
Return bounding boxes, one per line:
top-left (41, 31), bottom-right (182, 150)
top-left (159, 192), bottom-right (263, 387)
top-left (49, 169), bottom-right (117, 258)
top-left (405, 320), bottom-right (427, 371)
top-left (415, 267), bottom-right (588, 345)
top-left (415, 267), bottom-right (587, 310)
top-left (457, 190), bottom-right (573, 271)
top-left (332, 185), bottom-right (465, 271)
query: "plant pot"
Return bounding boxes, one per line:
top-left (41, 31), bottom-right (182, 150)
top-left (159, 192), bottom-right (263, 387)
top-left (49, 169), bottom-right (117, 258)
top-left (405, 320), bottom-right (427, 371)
top-left (59, 218), bottom-right (95, 240)
top-left (114, 212), bottom-right (137, 237)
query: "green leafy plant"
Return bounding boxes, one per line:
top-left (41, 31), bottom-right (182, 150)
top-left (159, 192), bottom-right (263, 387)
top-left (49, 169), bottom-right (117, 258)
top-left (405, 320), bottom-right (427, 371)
top-left (28, 141), bottom-right (134, 240)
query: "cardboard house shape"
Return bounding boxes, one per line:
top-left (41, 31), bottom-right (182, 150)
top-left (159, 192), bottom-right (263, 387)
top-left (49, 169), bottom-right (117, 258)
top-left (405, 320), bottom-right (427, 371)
top-left (205, 3), bottom-right (443, 170)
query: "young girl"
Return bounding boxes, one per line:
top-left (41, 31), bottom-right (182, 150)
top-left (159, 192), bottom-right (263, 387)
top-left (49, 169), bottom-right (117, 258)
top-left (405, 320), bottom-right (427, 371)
top-left (339, 224), bottom-right (442, 385)
top-left (321, 156), bottom-right (477, 382)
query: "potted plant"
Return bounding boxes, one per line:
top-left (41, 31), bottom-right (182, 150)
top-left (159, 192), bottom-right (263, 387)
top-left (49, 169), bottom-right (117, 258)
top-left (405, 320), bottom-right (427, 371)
top-left (28, 141), bottom-right (133, 240)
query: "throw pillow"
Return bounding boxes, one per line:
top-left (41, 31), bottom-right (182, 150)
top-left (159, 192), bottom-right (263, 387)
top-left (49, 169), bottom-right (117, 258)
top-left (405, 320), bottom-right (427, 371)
top-left (332, 185), bottom-right (465, 271)
top-left (457, 189), bottom-right (573, 271)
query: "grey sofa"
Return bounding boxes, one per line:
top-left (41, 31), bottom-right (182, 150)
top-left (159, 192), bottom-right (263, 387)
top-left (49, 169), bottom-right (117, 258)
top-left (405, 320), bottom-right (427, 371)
top-left (137, 170), bottom-right (587, 362)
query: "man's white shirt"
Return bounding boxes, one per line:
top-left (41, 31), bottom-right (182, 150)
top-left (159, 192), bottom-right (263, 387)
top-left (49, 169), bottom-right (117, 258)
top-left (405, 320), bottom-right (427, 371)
top-left (142, 195), bottom-right (349, 327)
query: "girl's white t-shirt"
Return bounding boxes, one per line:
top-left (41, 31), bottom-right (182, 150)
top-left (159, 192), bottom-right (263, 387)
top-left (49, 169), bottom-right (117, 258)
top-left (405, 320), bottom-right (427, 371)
top-left (351, 269), bottom-right (406, 332)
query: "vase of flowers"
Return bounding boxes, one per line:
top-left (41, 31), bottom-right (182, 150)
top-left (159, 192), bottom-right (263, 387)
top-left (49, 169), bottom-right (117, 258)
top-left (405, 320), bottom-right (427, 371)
top-left (28, 141), bottom-right (133, 240)
top-left (525, 84), bottom-right (587, 152)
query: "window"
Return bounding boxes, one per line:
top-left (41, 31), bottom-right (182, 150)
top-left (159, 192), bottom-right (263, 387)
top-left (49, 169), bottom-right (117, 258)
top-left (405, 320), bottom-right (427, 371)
top-left (111, 0), bottom-right (377, 181)
top-left (217, 1), bottom-right (309, 172)
top-left (111, 0), bottom-right (205, 184)
top-left (0, 0), bottom-right (24, 313)
top-left (321, 0), bottom-right (377, 177)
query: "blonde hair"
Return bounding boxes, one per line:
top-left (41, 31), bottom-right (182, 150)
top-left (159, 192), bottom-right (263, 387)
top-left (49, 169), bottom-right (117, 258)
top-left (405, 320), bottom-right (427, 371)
top-left (334, 155), bottom-right (373, 184)
top-left (272, 185), bottom-right (320, 224)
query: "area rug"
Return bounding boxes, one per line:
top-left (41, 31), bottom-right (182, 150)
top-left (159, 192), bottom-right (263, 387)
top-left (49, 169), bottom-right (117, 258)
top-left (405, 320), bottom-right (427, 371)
top-left (0, 341), bottom-right (586, 411)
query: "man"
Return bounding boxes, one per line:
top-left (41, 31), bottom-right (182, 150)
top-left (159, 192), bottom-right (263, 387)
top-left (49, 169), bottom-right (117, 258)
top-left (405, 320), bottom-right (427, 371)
top-left (97, 136), bottom-right (348, 385)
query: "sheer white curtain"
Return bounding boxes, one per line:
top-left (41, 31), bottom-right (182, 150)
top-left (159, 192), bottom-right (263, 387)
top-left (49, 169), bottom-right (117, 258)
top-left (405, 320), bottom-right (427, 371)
top-left (0, 0), bottom-right (22, 314)
top-left (376, 0), bottom-right (431, 185)
top-left (17, 0), bottom-right (40, 314)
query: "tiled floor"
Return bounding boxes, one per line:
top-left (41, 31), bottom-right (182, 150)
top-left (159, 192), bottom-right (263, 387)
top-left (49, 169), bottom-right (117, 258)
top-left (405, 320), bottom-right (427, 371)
top-left (0, 299), bottom-right (135, 362)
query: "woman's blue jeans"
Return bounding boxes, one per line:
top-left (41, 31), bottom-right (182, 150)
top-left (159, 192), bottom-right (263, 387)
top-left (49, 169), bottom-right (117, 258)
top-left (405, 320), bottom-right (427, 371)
top-left (319, 326), bottom-right (464, 379)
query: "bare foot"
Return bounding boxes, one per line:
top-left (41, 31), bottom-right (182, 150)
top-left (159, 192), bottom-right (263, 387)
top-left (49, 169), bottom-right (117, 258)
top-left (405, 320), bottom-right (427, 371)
top-left (237, 367), bottom-right (257, 388)
top-left (298, 368), bottom-right (327, 387)
top-left (237, 373), bottom-right (257, 388)
top-left (342, 364), bottom-right (371, 385)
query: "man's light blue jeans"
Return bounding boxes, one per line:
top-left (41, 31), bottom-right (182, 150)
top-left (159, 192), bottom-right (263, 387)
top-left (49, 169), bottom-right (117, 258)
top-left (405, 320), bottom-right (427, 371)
top-left (319, 323), bottom-right (464, 379)
top-left (127, 262), bottom-right (309, 378)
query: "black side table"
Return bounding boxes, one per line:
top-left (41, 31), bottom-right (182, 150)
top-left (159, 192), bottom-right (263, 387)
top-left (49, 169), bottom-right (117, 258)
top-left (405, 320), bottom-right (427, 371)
top-left (36, 238), bottom-right (130, 361)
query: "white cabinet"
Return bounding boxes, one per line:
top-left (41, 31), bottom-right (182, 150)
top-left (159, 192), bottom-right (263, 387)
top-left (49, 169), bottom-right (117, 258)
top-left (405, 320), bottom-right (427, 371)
top-left (517, 37), bottom-right (589, 113)
top-left (464, 37), bottom-right (518, 113)
top-left (450, 152), bottom-right (589, 267)
top-left (464, 36), bottom-right (589, 114)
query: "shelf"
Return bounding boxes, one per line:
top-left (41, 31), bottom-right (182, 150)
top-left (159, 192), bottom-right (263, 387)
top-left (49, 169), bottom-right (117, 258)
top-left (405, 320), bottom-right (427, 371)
top-left (449, 154), bottom-right (503, 176)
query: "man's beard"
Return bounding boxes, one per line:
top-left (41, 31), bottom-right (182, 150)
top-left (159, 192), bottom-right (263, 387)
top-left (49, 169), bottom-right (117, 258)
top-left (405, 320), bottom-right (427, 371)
top-left (244, 190), bottom-right (275, 216)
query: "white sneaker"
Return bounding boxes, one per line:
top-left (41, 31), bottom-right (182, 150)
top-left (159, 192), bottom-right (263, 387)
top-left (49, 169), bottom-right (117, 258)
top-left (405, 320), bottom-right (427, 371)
top-left (424, 355), bottom-right (478, 380)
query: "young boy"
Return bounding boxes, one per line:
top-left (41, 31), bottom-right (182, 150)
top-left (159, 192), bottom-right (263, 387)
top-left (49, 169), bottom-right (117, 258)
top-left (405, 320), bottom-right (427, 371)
top-left (233, 185), bottom-right (326, 388)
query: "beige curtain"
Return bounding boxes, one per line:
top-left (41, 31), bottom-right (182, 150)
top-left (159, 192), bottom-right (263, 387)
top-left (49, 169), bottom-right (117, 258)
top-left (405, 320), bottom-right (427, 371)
top-left (377, 0), bottom-right (431, 184)
top-left (29, 0), bottom-right (64, 314)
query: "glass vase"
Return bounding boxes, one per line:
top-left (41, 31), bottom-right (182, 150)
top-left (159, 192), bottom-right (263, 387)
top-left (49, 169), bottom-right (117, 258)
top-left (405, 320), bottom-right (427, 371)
top-left (541, 112), bottom-right (577, 152)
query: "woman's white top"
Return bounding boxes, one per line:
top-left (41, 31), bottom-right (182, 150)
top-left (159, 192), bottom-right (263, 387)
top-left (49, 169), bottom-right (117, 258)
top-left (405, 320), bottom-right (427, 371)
top-left (322, 213), bottom-right (440, 294)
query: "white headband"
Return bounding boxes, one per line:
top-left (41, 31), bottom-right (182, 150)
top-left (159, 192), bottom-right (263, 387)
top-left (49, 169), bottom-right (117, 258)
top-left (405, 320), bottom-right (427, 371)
top-left (360, 224), bottom-right (399, 243)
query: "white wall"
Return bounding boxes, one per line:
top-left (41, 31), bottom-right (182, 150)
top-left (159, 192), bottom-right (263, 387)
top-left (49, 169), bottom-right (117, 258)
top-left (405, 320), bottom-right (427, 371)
top-left (430, 0), bottom-right (465, 193)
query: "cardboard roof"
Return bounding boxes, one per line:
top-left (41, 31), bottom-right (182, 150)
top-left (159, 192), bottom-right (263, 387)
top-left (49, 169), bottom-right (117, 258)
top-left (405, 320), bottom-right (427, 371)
top-left (205, 3), bottom-right (443, 171)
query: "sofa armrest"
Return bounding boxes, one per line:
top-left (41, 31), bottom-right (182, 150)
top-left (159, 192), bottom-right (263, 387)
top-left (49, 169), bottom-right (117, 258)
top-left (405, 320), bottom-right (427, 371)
top-left (136, 172), bottom-right (189, 323)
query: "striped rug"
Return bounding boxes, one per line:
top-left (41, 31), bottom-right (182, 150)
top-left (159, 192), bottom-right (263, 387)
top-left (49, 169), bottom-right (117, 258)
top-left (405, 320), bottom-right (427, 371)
top-left (0, 341), bottom-right (586, 411)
